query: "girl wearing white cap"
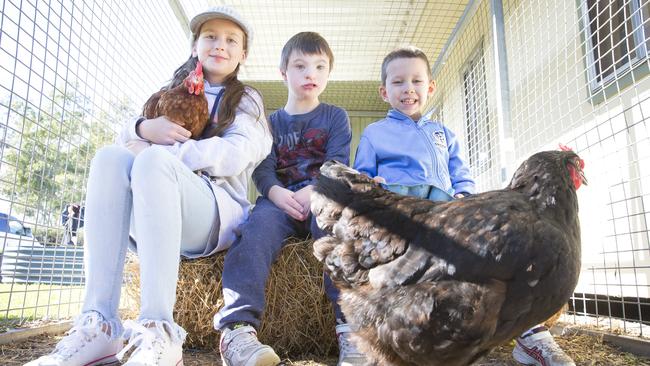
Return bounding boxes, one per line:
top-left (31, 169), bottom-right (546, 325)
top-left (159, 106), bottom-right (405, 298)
top-left (25, 6), bottom-right (271, 366)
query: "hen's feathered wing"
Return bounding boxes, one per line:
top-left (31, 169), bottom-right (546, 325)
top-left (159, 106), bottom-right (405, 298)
top-left (312, 153), bottom-right (581, 366)
top-left (142, 90), bottom-right (164, 120)
top-left (141, 86), bottom-right (209, 139)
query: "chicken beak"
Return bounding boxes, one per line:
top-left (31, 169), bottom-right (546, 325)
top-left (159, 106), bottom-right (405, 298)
top-left (579, 170), bottom-right (588, 186)
top-left (572, 157), bottom-right (588, 186)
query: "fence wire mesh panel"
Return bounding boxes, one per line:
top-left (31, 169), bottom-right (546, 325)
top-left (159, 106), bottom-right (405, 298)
top-left (0, 0), bottom-right (187, 329)
top-left (503, 0), bottom-right (650, 337)
top-left (462, 43), bottom-right (492, 178)
top-left (432, 0), bottom-right (649, 339)
top-left (432, 1), bottom-right (503, 191)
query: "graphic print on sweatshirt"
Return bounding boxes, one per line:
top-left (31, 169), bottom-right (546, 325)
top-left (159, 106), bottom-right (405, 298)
top-left (276, 127), bottom-right (328, 188)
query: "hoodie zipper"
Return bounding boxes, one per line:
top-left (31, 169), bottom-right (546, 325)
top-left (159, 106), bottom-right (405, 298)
top-left (415, 119), bottom-right (440, 186)
top-left (389, 109), bottom-right (439, 185)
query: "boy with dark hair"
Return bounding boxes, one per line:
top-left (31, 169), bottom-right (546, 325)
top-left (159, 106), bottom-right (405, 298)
top-left (215, 32), bottom-right (363, 366)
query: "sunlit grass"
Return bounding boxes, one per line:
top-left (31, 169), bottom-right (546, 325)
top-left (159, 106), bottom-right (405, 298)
top-left (0, 282), bottom-right (136, 332)
top-left (0, 283), bottom-right (84, 331)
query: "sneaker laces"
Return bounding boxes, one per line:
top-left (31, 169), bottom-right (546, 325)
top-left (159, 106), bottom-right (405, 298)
top-left (535, 336), bottom-right (566, 356)
top-left (223, 328), bottom-right (259, 356)
top-left (117, 320), bottom-right (164, 362)
top-left (517, 329), bottom-right (574, 364)
top-left (52, 312), bottom-right (107, 361)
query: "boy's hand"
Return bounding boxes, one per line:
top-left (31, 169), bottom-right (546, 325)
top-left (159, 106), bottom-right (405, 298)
top-left (138, 116), bottom-right (191, 145)
top-left (454, 193), bottom-right (466, 198)
top-left (293, 185), bottom-right (313, 217)
top-left (372, 176), bottom-right (386, 184)
top-left (268, 185), bottom-right (307, 221)
top-left (126, 140), bottom-right (151, 156)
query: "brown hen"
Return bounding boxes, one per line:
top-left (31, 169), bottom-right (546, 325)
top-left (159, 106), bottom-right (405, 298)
top-left (142, 61), bottom-right (209, 139)
top-left (311, 150), bottom-right (587, 366)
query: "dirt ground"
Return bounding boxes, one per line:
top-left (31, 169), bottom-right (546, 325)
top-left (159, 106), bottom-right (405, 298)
top-left (1, 330), bottom-right (649, 365)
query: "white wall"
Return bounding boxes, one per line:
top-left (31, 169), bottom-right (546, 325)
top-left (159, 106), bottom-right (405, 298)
top-left (433, 0), bottom-right (650, 299)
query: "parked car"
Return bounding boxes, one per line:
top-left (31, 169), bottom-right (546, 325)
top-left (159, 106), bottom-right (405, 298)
top-left (0, 212), bottom-right (84, 285)
top-left (0, 212), bottom-right (42, 251)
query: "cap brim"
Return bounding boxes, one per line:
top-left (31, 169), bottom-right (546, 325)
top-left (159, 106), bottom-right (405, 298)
top-left (190, 12), bottom-right (246, 37)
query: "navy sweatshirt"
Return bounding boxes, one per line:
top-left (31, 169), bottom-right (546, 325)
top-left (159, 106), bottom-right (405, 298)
top-left (253, 103), bottom-right (351, 196)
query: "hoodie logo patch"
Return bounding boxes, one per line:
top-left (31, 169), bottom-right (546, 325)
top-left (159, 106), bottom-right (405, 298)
top-left (433, 131), bottom-right (447, 148)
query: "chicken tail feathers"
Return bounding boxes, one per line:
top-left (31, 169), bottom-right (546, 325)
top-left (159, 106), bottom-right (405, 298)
top-left (313, 236), bottom-right (338, 263)
top-left (312, 161), bottom-right (381, 232)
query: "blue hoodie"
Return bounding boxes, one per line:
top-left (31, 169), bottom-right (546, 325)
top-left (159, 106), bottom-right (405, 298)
top-left (353, 109), bottom-right (476, 196)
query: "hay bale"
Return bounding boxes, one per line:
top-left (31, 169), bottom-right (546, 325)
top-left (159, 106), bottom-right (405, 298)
top-left (124, 239), bottom-right (337, 357)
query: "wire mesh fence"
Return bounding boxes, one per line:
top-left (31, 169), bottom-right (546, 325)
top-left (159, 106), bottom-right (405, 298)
top-left (506, 0), bottom-right (650, 338)
top-left (429, 0), bottom-right (650, 339)
top-left (0, 0), bottom-right (648, 344)
top-left (0, 0), bottom-right (186, 329)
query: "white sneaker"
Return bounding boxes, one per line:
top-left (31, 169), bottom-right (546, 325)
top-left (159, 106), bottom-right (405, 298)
top-left (24, 312), bottom-right (123, 366)
top-left (336, 324), bottom-right (367, 366)
top-left (117, 320), bottom-right (183, 366)
top-left (219, 325), bottom-right (280, 366)
top-left (512, 327), bottom-right (575, 366)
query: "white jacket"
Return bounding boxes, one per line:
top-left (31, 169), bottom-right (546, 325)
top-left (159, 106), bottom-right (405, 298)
top-left (116, 84), bottom-right (272, 254)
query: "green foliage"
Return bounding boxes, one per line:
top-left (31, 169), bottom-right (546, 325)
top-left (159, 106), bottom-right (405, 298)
top-left (1, 86), bottom-right (136, 223)
top-left (31, 226), bottom-right (61, 247)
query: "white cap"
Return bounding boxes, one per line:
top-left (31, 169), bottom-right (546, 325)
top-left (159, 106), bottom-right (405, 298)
top-left (189, 6), bottom-right (253, 52)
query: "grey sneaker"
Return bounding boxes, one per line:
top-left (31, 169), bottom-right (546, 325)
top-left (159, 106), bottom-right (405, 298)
top-left (512, 327), bottom-right (575, 366)
top-left (336, 324), bottom-right (367, 366)
top-left (219, 325), bottom-right (280, 366)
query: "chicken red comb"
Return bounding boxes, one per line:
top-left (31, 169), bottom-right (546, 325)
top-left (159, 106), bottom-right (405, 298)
top-left (559, 143), bottom-right (585, 171)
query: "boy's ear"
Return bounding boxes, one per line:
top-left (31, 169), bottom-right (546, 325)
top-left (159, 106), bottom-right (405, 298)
top-left (379, 85), bottom-right (389, 102)
top-left (191, 44), bottom-right (198, 58)
top-left (428, 80), bottom-right (437, 96)
top-left (280, 69), bottom-right (288, 82)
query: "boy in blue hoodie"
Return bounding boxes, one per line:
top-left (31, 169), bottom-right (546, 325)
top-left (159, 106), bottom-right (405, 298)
top-left (215, 32), bottom-right (366, 366)
top-left (354, 46), bottom-right (475, 199)
top-left (354, 46), bottom-right (575, 366)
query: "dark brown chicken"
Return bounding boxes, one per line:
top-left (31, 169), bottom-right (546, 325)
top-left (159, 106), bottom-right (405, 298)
top-left (311, 150), bottom-right (587, 366)
top-left (142, 61), bottom-right (209, 139)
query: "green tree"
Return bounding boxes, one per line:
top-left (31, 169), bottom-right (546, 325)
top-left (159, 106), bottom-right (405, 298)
top-left (1, 86), bottom-right (136, 225)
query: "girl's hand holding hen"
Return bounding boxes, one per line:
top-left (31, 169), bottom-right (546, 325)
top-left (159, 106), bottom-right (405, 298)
top-left (137, 116), bottom-right (192, 145)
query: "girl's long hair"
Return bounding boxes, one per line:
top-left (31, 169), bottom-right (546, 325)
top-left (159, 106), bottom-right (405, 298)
top-left (164, 56), bottom-right (262, 139)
